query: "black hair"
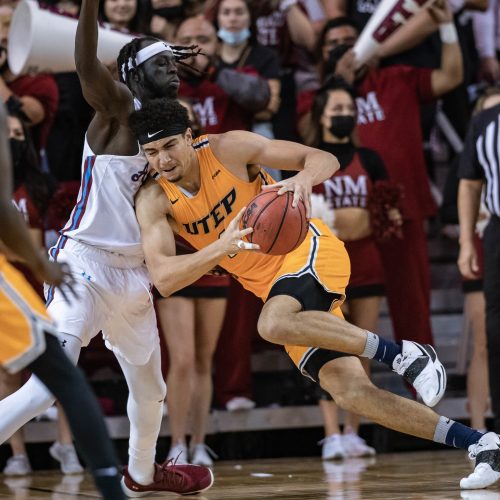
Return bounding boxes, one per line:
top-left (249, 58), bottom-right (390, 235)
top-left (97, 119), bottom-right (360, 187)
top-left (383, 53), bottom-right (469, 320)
top-left (310, 76), bottom-right (357, 147)
top-left (98, 0), bottom-right (150, 36)
top-left (129, 98), bottom-right (191, 139)
top-left (8, 111), bottom-right (57, 217)
top-left (315, 16), bottom-right (359, 62)
top-left (117, 37), bottom-right (204, 89)
top-left (212, 0), bottom-right (258, 46)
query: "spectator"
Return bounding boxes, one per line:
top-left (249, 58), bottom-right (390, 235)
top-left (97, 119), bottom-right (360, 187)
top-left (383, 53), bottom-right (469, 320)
top-left (310, 79), bottom-right (400, 459)
top-left (458, 86), bottom-right (500, 434)
top-left (0, 4), bottom-right (59, 154)
top-left (214, 0), bottom-right (282, 137)
top-left (99, 0), bottom-right (150, 34)
top-left (175, 14), bottom-right (271, 132)
top-left (1, 111), bottom-right (82, 476)
top-left (299, 6), bottom-right (463, 347)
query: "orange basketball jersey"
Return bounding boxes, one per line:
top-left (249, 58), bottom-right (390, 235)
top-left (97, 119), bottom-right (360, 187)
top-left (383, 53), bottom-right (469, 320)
top-left (0, 254), bottom-right (53, 373)
top-left (156, 135), bottom-right (287, 299)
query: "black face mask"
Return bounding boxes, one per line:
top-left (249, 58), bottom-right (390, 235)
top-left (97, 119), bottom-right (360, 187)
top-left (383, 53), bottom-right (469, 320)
top-left (10, 138), bottom-right (28, 186)
top-left (153, 5), bottom-right (184, 20)
top-left (329, 115), bottom-right (356, 139)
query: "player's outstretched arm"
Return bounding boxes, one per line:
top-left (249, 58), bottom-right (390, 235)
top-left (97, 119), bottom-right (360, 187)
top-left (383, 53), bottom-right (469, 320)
top-left (135, 179), bottom-right (258, 297)
top-left (0, 103), bottom-right (74, 292)
top-left (211, 130), bottom-right (340, 217)
top-left (75, 0), bottom-right (132, 117)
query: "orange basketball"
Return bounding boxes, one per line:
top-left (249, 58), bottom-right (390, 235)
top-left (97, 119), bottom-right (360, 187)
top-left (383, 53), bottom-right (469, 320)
top-left (241, 187), bottom-right (309, 255)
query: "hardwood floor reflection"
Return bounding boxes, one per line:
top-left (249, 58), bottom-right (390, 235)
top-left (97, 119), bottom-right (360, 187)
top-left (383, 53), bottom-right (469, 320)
top-left (1, 450), bottom-right (499, 499)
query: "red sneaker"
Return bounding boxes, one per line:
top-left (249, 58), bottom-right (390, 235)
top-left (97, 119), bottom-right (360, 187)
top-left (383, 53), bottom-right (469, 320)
top-left (121, 460), bottom-right (214, 497)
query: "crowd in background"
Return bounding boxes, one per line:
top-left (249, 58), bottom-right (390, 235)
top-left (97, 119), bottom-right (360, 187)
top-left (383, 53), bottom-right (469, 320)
top-left (0, 0), bottom-right (499, 473)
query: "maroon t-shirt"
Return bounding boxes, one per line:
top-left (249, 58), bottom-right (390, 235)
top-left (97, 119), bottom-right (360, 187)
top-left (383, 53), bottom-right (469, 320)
top-left (179, 79), bottom-right (251, 133)
top-left (9, 74), bottom-right (59, 150)
top-left (356, 66), bottom-right (436, 220)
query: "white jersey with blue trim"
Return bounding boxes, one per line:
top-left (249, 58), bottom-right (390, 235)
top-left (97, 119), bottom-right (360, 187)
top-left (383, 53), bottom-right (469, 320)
top-left (60, 136), bottom-right (148, 258)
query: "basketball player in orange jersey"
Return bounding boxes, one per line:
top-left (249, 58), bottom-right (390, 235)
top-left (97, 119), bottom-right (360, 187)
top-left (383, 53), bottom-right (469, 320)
top-left (131, 98), bottom-right (500, 490)
top-left (0, 102), bottom-right (125, 499)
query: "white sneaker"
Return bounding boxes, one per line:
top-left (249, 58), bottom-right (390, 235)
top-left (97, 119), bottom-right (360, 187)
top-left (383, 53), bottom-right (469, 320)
top-left (319, 434), bottom-right (346, 460)
top-left (392, 340), bottom-right (446, 407)
top-left (225, 397), bottom-right (256, 412)
top-left (49, 442), bottom-right (84, 475)
top-left (190, 444), bottom-right (218, 467)
top-left (166, 442), bottom-right (189, 465)
top-left (342, 432), bottom-right (376, 458)
top-left (3, 454), bottom-right (32, 476)
top-left (461, 432), bottom-right (500, 489)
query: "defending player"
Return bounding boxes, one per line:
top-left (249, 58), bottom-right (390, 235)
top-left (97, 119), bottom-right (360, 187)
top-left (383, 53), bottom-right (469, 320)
top-left (131, 98), bottom-right (500, 490)
top-left (0, 0), bottom-right (213, 495)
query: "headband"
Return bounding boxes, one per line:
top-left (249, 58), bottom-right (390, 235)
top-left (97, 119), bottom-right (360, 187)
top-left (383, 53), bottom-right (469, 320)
top-left (121, 41), bottom-right (173, 81)
top-left (138, 123), bottom-right (188, 145)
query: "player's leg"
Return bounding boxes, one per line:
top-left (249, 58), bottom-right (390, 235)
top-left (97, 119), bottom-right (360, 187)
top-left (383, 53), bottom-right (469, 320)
top-left (258, 223), bottom-right (445, 407)
top-left (157, 295), bottom-right (195, 463)
top-left (28, 332), bottom-right (124, 500)
top-left (115, 344), bottom-right (166, 485)
top-left (190, 297), bottom-right (226, 465)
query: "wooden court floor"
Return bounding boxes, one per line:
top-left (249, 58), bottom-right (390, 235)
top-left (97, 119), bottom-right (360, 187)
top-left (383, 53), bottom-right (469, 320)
top-left (1, 450), bottom-right (499, 499)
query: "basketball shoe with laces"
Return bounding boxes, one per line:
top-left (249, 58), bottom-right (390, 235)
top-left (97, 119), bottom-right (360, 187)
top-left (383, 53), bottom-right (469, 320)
top-left (121, 460), bottom-right (214, 497)
top-left (392, 340), bottom-right (446, 407)
top-left (460, 432), bottom-right (500, 489)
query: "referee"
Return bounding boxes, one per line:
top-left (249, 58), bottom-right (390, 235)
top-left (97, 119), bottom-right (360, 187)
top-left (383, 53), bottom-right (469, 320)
top-left (458, 86), bottom-right (500, 432)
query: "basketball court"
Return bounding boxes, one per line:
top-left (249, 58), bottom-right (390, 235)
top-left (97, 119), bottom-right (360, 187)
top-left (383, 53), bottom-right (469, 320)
top-left (0, 451), bottom-right (493, 499)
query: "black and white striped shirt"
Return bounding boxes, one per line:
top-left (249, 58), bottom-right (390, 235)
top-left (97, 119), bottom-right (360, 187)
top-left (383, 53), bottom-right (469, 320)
top-left (459, 103), bottom-right (500, 217)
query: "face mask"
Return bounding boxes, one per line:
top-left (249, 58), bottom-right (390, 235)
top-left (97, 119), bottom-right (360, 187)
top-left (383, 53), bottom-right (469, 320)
top-left (10, 138), bottom-right (28, 168)
top-left (153, 5), bottom-right (184, 20)
top-left (329, 115), bottom-right (355, 139)
top-left (217, 28), bottom-right (251, 46)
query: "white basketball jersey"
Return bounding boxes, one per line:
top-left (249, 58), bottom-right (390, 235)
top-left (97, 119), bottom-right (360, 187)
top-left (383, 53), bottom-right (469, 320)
top-left (61, 137), bottom-right (148, 258)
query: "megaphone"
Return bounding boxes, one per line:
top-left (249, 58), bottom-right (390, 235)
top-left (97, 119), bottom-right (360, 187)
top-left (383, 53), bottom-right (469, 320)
top-left (8, 0), bottom-right (134, 75)
top-left (353, 0), bottom-right (436, 67)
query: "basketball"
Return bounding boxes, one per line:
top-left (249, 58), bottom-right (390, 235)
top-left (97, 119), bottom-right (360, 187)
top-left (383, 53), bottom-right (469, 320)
top-left (241, 187), bottom-right (309, 255)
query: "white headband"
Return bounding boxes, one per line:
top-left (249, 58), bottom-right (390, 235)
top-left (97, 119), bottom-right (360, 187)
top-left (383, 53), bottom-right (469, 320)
top-left (121, 41), bottom-right (173, 81)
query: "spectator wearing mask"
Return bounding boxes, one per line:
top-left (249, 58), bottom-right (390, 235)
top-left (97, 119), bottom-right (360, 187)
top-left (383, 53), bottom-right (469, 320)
top-left (175, 14), bottom-right (271, 133)
top-left (0, 4), bottom-right (58, 154)
top-left (298, 6), bottom-right (463, 348)
top-left (214, 0), bottom-right (281, 138)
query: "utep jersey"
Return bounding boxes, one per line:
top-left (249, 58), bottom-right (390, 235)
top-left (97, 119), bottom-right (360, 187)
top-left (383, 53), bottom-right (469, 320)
top-left (155, 135), bottom-right (285, 298)
top-left (59, 136), bottom-right (148, 258)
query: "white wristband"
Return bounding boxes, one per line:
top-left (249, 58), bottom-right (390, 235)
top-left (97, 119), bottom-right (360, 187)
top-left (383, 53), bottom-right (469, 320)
top-left (279, 0), bottom-right (298, 12)
top-left (439, 22), bottom-right (458, 44)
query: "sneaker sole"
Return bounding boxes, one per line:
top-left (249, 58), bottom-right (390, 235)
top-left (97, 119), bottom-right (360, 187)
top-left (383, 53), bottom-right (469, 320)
top-left (419, 344), bottom-right (447, 407)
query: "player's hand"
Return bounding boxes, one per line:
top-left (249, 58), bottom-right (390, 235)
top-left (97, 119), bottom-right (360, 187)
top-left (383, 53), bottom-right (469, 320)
top-left (428, 0), bottom-right (453, 25)
top-left (457, 240), bottom-right (479, 280)
top-left (33, 257), bottom-right (77, 303)
top-left (478, 57), bottom-right (500, 84)
top-left (263, 173), bottom-right (312, 218)
top-left (219, 207), bottom-right (260, 255)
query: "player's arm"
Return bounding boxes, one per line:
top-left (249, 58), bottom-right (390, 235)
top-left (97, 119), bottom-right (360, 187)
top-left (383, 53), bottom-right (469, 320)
top-left (0, 103), bottom-right (71, 289)
top-left (75, 0), bottom-right (132, 117)
top-left (212, 130), bottom-right (339, 217)
top-left (136, 180), bottom-right (258, 297)
top-left (457, 179), bottom-right (483, 279)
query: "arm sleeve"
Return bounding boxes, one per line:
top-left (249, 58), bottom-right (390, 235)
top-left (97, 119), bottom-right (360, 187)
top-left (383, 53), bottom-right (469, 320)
top-left (458, 120), bottom-right (484, 180)
top-left (472, 0), bottom-right (497, 59)
top-left (358, 148), bottom-right (389, 181)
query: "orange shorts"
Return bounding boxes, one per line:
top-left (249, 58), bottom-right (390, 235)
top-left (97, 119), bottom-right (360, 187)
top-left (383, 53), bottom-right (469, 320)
top-left (0, 256), bottom-right (53, 374)
top-left (264, 219), bottom-right (352, 381)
